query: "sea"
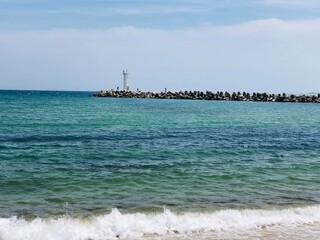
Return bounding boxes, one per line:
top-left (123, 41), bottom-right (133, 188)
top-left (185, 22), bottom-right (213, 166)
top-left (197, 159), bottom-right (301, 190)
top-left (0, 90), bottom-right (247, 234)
top-left (0, 90), bottom-right (320, 240)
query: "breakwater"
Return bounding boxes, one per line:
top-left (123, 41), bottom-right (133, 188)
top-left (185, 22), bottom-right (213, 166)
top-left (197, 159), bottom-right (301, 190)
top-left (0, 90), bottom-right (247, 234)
top-left (93, 90), bottom-right (320, 103)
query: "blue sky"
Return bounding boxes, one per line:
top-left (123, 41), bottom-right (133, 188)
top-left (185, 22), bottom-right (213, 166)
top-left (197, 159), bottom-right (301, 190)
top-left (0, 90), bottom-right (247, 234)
top-left (1, 0), bottom-right (320, 92)
top-left (1, 0), bottom-right (320, 30)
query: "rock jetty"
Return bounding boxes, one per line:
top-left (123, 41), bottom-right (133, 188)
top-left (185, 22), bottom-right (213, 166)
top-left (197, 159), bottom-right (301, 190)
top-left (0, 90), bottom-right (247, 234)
top-left (93, 90), bottom-right (320, 103)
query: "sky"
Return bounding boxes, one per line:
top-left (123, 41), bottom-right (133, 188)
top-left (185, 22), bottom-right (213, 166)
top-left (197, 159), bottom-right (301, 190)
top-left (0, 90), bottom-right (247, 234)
top-left (0, 0), bottom-right (320, 92)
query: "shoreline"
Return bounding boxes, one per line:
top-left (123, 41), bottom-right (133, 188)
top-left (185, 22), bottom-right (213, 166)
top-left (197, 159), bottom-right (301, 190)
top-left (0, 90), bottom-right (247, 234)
top-left (93, 90), bottom-right (320, 103)
top-left (1, 205), bottom-right (320, 240)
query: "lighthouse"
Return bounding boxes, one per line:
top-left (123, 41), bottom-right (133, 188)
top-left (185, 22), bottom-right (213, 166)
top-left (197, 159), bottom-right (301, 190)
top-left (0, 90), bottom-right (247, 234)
top-left (123, 70), bottom-right (129, 91)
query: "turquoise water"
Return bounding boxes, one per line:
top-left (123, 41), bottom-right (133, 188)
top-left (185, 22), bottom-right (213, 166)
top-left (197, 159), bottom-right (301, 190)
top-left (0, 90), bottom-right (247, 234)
top-left (0, 90), bottom-right (320, 239)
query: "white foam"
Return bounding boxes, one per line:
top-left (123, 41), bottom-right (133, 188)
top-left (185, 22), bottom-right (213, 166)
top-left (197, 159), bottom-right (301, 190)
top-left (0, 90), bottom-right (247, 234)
top-left (0, 205), bottom-right (320, 240)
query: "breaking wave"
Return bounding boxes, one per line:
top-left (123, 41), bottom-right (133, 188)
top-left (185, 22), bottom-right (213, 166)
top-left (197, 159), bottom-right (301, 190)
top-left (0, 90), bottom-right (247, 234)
top-left (1, 205), bottom-right (320, 240)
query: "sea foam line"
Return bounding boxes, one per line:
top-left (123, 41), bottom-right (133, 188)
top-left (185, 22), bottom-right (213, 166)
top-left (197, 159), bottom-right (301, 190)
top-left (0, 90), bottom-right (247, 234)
top-left (0, 205), bottom-right (320, 240)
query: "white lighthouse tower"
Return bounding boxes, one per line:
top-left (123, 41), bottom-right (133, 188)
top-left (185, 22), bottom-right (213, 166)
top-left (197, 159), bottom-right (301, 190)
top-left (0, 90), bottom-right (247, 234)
top-left (123, 69), bottom-right (129, 91)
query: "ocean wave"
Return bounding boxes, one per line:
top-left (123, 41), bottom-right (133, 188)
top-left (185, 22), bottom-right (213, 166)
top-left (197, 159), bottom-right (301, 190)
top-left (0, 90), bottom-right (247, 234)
top-left (0, 205), bottom-right (320, 240)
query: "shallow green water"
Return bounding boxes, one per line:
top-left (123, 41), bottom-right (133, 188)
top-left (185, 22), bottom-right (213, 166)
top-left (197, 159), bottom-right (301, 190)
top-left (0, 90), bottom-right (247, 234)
top-left (0, 90), bottom-right (320, 218)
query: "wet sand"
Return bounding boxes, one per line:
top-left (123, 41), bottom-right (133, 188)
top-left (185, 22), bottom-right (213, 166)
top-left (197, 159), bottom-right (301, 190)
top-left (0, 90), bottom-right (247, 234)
top-left (142, 222), bottom-right (320, 240)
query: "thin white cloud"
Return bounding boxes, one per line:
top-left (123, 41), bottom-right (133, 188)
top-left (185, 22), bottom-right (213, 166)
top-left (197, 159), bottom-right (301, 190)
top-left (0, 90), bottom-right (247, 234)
top-left (6, 8), bottom-right (93, 15)
top-left (111, 5), bottom-right (206, 15)
top-left (0, 5), bottom-right (206, 16)
top-left (0, 18), bottom-right (320, 92)
top-left (265, 0), bottom-right (320, 6)
top-left (214, 18), bottom-right (320, 35)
